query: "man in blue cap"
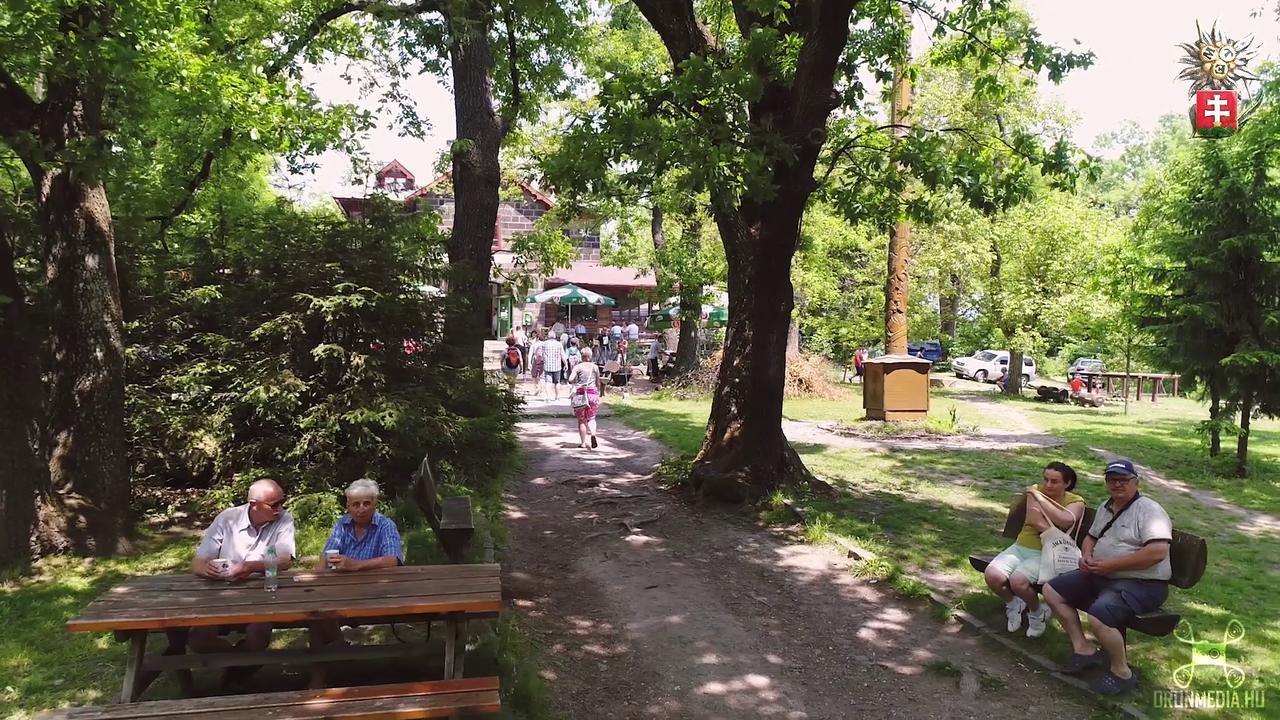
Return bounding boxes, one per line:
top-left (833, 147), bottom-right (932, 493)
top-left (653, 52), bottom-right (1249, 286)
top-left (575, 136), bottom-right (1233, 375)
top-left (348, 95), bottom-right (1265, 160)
top-left (1042, 458), bottom-right (1173, 695)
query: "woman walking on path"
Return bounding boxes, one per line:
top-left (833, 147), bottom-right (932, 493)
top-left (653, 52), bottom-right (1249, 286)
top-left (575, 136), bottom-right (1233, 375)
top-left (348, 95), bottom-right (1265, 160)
top-left (568, 347), bottom-right (604, 449)
top-left (530, 328), bottom-right (547, 397)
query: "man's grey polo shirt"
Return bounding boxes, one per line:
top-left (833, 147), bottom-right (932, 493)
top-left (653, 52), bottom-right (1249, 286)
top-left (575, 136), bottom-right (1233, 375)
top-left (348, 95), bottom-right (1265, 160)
top-left (195, 504), bottom-right (296, 563)
top-left (1088, 495), bottom-right (1172, 581)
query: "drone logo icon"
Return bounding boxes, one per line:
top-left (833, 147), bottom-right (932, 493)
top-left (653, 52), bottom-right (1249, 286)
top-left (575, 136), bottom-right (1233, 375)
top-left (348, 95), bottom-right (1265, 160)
top-left (1172, 618), bottom-right (1246, 689)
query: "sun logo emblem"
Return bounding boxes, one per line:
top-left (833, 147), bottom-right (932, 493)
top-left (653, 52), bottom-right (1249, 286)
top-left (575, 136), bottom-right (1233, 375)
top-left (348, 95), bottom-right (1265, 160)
top-left (1178, 22), bottom-right (1260, 95)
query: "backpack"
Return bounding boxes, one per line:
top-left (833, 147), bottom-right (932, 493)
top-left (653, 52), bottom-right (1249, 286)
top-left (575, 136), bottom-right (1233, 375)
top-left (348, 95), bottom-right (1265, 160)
top-left (504, 346), bottom-right (521, 368)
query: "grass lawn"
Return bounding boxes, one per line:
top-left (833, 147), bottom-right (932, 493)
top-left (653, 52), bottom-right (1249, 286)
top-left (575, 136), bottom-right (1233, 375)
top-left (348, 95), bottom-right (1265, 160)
top-left (613, 389), bottom-right (1280, 719)
top-left (0, 488), bottom-right (550, 719)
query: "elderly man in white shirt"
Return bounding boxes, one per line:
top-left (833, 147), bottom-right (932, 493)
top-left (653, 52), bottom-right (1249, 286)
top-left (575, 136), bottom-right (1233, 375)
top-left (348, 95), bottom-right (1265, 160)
top-left (188, 478), bottom-right (296, 684)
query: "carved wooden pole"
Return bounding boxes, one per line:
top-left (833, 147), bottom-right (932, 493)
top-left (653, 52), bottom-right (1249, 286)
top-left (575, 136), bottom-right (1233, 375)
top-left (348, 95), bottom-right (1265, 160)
top-left (884, 11), bottom-right (912, 356)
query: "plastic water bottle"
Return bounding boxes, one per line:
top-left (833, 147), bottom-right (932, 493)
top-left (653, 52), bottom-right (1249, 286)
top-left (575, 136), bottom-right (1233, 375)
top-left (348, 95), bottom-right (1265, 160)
top-left (264, 545), bottom-right (279, 592)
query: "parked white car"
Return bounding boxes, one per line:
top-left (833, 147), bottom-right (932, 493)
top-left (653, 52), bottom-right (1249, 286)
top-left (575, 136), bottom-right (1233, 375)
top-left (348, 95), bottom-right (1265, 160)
top-left (953, 350), bottom-right (1037, 384)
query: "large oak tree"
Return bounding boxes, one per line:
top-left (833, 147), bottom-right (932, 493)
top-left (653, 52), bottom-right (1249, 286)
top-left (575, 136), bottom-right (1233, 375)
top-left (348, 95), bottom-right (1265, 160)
top-left (606, 0), bottom-right (1088, 501)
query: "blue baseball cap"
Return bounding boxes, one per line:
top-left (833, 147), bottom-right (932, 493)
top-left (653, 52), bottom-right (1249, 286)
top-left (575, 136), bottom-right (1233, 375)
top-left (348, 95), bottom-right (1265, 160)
top-left (1104, 459), bottom-right (1137, 477)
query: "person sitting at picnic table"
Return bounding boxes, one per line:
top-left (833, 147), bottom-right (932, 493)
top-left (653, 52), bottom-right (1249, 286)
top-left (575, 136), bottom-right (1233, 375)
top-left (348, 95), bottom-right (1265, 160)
top-left (983, 462), bottom-right (1085, 638)
top-left (308, 479), bottom-right (405, 684)
top-left (1043, 459), bottom-right (1173, 696)
top-left (189, 478), bottom-right (296, 684)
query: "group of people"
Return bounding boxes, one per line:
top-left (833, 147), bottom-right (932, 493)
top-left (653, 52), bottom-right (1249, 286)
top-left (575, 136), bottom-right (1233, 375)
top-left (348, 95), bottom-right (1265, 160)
top-left (190, 454), bottom-right (1170, 696)
top-left (505, 322), bottom-right (645, 376)
top-left (984, 458), bottom-right (1174, 695)
top-left (190, 477), bottom-right (404, 688)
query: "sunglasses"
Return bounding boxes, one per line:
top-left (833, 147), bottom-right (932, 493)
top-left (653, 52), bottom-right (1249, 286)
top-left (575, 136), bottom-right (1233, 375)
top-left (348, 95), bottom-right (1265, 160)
top-left (1104, 476), bottom-right (1135, 485)
top-left (255, 498), bottom-right (286, 510)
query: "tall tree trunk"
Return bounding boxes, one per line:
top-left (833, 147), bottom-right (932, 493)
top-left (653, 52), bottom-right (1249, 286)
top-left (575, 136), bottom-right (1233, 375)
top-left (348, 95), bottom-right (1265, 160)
top-left (24, 9), bottom-right (133, 555)
top-left (939, 273), bottom-right (960, 338)
top-left (674, 287), bottom-right (700, 372)
top-left (1235, 389), bottom-right (1253, 478)
top-left (1208, 376), bottom-right (1222, 457)
top-left (1004, 348), bottom-right (1024, 395)
top-left (0, 217), bottom-right (43, 570)
top-left (631, 0), bottom-right (855, 501)
top-left (439, 6), bottom-right (504, 371)
top-left (39, 166), bottom-right (132, 555)
top-left (692, 204), bottom-right (815, 503)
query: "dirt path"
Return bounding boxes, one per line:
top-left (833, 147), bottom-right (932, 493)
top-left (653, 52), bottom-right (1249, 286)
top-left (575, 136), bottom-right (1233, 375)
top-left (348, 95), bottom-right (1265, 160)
top-left (502, 414), bottom-right (1096, 719)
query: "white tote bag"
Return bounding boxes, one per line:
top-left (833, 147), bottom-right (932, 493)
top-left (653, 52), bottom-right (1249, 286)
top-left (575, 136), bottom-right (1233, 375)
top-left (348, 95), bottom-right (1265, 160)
top-left (1038, 497), bottom-right (1084, 583)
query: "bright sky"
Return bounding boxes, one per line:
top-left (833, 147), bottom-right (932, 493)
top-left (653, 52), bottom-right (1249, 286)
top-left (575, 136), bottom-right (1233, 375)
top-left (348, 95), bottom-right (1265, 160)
top-left (284, 1), bottom-right (1278, 201)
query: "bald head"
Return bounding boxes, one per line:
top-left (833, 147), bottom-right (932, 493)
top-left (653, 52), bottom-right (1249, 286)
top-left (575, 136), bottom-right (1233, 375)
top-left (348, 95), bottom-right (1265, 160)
top-left (247, 479), bottom-right (283, 503)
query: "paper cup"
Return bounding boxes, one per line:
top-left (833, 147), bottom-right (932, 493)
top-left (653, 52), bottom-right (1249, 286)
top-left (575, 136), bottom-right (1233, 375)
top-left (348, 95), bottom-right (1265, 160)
top-left (325, 549), bottom-right (340, 569)
top-left (212, 558), bottom-right (231, 577)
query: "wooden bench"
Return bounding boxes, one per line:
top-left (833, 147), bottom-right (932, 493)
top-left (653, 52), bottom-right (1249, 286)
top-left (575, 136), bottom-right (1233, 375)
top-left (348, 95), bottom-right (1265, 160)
top-left (36, 677), bottom-right (500, 719)
top-left (412, 453), bottom-right (475, 564)
top-left (968, 497), bottom-right (1207, 636)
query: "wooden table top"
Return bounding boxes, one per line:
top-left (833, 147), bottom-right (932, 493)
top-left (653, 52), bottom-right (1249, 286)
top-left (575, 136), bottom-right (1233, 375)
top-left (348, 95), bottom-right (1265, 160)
top-left (66, 564), bottom-right (501, 633)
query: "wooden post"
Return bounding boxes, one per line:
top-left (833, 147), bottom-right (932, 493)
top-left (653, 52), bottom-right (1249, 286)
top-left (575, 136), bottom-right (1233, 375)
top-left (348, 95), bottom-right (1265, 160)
top-left (120, 632), bottom-right (148, 703)
top-left (1174, 376), bottom-right (1180, 396)
top-left (884, 11), bottom-right (912, 357)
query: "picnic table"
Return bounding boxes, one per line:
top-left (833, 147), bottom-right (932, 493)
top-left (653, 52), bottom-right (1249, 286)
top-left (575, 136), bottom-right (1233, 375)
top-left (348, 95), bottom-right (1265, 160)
top-left (66, 563), bottom-right (501, 703)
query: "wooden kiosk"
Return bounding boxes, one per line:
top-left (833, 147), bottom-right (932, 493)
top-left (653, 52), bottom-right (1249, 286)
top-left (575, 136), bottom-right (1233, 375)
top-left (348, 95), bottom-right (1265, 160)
top-left (863, 355), bottom-right (931, 421)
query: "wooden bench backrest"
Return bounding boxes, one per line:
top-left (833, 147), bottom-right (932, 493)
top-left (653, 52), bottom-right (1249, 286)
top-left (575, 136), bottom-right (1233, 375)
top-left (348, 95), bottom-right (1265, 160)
top-left (412, 453), bottom-right (443, 534)
top-left (1168, 529), bottom-right (1208, 589)
top-left (999, 497), bottom-right (1207, 589)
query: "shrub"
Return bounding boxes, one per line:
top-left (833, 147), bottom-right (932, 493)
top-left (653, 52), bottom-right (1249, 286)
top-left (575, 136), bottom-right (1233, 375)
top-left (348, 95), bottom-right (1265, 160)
top-left (126, 199), bottom-right (518, 504)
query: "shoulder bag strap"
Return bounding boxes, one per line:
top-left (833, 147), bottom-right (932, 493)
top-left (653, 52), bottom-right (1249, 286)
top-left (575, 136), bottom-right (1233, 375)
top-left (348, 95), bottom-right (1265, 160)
top-left (1038, 491), bottom-right (1085, 539)
top-left (1093, 493), bottom-right (1141, 541)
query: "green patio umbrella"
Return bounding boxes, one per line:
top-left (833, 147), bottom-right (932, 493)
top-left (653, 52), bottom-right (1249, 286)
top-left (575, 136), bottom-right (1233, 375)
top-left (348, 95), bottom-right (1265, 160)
top-left (525, 283), bottom-right (617, 326)
top-left (646, 303), bottom-right (727, 329)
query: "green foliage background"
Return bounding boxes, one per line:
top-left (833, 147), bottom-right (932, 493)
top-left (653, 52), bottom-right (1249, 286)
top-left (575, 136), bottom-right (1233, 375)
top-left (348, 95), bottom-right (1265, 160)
top-left (124, 197), bottom-right (519, 508)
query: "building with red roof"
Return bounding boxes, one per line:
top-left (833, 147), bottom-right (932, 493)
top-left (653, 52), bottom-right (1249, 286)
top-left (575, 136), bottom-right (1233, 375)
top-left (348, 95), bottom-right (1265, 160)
top-left (333, 160), bottom-right (656, 338)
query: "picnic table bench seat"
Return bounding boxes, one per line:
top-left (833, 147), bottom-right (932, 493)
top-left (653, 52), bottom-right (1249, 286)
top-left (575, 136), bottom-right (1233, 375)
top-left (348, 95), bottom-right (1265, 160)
top-left (65, 564), bottom-right (502, 703)
top-left (412, 453), bottom-right (475, 564)
top-left (35, 677), bottom-right (500, 719)
top-left (968, 497), bottom-right (1207, 637)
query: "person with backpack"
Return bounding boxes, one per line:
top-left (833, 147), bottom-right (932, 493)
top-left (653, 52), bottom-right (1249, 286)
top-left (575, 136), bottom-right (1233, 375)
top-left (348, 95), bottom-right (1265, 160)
top-left (500, 335), bottom-right (521, 388)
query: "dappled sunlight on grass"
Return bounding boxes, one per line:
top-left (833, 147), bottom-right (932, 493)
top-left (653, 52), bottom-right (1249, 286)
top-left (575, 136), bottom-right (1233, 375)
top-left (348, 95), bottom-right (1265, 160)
top-left (611, 391), bottom-right (1280, 719)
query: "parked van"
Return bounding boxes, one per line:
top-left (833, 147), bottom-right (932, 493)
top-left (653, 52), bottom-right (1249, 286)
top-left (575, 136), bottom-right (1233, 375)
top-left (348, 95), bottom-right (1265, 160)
top-left (906, 340), bottom-right (945, 363)
top-left (952, 350), bottom-right (1037, 384)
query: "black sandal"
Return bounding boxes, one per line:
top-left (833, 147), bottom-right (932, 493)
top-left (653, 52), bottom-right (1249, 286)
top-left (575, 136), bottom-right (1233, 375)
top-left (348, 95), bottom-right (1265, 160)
top-left (1060, 651), bottom-right (1104, 675)
top-left (1091, 670), bottom-right (1138, 695)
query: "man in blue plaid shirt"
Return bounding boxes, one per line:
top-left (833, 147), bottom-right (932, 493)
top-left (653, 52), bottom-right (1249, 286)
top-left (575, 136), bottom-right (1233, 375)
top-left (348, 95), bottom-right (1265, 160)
top-left (322, 478), bottom-right (404, 570)
top-left (309, 478), bottom-right (404, 676)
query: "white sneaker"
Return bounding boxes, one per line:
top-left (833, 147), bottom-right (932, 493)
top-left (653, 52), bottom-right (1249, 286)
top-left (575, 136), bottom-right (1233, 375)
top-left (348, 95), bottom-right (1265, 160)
top-left (1026, 605), bottom-right (1051, 638)
top-left (1005, 597), bottom-right (1026, 633)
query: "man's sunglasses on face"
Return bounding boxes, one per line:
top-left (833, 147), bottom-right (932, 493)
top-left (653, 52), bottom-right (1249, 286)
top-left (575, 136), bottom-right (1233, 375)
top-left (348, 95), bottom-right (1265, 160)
top-left (255, 498), bottom-right (285, 510)
top-left (1104, 476), bottom-right (1135, 485)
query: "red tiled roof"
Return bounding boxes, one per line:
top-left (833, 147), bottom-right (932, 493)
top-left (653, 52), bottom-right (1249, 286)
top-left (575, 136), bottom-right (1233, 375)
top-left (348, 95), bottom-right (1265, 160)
top-left (376, 159), bottom-right (415, 181)
top-left (546, 261), bottom-right (656, 289)
top-left (406, 172), bottom-right (554, 209)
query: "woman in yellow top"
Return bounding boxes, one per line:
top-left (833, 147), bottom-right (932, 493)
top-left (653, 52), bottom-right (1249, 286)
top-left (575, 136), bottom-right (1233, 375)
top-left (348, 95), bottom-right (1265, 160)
top-left (984, 462), bottom-right (1085, 638)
